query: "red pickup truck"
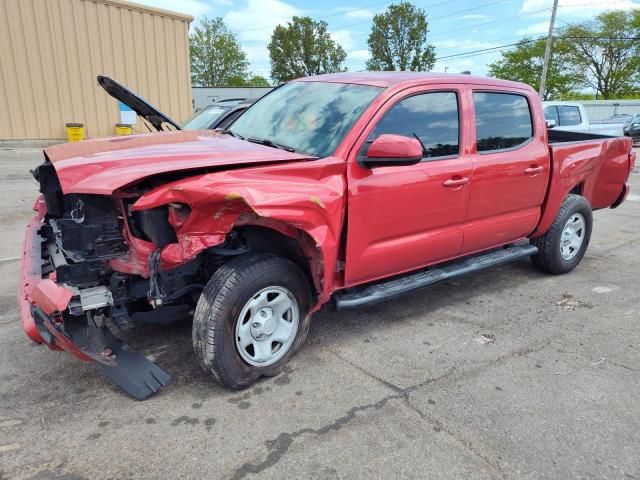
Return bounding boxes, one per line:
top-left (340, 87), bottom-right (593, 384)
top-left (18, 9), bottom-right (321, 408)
top-left (19, 73), bottom-right (635, 398)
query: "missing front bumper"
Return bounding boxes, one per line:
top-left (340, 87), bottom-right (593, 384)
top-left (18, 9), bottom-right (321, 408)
top-left (18, 206), bottom-right (171, 400)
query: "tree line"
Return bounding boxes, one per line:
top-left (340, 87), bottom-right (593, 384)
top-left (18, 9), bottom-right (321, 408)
top-left (189, 2), bottom-right (434, 87)
top-left (189, 2), bottom-right (640, 100)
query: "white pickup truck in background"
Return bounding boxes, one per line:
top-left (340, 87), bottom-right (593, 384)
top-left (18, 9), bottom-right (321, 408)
top-left (542, 101), bottom-right (625, 137)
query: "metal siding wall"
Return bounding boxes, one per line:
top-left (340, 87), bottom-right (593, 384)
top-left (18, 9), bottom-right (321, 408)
top-left (580, 100), bottom-right (640, 121)
top-left (0, 0), bottom-right (192, 140)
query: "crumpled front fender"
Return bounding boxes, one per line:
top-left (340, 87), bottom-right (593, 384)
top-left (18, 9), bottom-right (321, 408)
top-left (132, 158), bottom-right (347, 306)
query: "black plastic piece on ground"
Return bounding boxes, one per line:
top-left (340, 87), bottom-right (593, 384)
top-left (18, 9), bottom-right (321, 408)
top-left (98, 337), bottom-right (171, 400)
top-left (64, 317), bottom-right (171, 400)
top-left (334, 244), bottom-right (539, 310)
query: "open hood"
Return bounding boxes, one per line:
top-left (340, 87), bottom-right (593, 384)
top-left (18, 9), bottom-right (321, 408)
top-left (97, 75), bottom-right (182, 132)
top-left (43, 130), bottom-right (314, 195)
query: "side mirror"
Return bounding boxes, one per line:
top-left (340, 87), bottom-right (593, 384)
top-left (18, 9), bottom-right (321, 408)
top-left (546, 119), bottom-right (556, 129)
top-left (362, 134), bottom-right (423, 168)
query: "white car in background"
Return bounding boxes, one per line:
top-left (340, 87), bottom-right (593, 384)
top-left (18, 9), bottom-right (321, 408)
top-left (543, 101), bottom-right (625, 137)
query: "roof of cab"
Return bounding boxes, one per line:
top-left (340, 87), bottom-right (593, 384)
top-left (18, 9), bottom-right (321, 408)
top-left (296, 71), bottom-right (534, 91)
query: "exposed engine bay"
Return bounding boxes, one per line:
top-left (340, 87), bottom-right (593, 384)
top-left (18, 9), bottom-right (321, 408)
top-left (35, 161), bottom-right (211, 323)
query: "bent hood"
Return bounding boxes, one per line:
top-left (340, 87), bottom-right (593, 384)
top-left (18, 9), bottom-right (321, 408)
top-left (44, 130), bottom-right (314, 195)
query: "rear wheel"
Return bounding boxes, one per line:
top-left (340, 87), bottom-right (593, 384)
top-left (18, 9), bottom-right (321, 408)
top-left (192, 254), bottom-right (312, 389)
top-left (531, 194), bottom-right (593, 274)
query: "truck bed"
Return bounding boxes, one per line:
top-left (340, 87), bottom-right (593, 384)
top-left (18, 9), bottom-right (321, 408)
top-left (547, 128), bottom-right (613, 144)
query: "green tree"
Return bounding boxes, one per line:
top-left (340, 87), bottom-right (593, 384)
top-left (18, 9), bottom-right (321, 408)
top-left (227, 75), bottom-right (272, 87)
top-left (562, 10), bottom-right (640, 99)
top-left (267, 16), bottom-right (347, 83)
top-left (366, 2), bottom-right (436, 71)
top-left (190, 17), bottom-right (249, 86)
top-left (488, 37), bottom-right (583, 100)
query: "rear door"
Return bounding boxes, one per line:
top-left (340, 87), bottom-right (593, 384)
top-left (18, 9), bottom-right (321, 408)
top-left (461, 90), bottom-right (549, 254)
top-left (344, 86), bottom-right (472, 285)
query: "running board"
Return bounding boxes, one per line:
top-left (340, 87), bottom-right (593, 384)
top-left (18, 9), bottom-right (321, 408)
top-left (334, 244), bottom-right (538, 310)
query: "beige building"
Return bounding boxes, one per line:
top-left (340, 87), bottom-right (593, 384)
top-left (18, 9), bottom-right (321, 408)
top-left (0, 0), bottom-right (193, 142)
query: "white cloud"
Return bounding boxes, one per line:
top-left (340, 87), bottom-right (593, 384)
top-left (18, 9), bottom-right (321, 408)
top-left (459, 14), bottom-right (491, 20)
top-left (348, 49), bottom-right (370, 60)
top-left (330, 29), bottom-right (354, 51)
top-left (520, 0), bottom-right (640, 17)
top-left (342, 8), bottom-right (376, 18)
top-left (434, 39), bottom-right (500, 51)
top-left (224, 0), bottom-right (303, 78)
top-left (225, 0), bottom-right (301, 43)
top-left (516, 21), bottom-right (550, 35)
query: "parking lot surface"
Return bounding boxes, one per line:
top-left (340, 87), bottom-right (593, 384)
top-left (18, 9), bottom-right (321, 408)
top-left (1, 147), bottom-right (639, 480)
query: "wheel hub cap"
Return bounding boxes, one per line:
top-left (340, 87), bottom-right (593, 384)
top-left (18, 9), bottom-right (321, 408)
top-left (251, 308), bottom-right (277, 338)
top-left (235, 287), bottom-right (299, 367)
top-left (560, 213), bottom-right (585, 260)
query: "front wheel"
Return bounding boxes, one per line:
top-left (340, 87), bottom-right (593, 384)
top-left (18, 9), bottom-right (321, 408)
top-left (531, 194), bottom-right (593, 274)
top-left (192, 254), bottom-right (312, 389)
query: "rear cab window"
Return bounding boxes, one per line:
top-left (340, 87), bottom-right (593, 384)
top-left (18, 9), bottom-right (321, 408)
top-left (473, 92), bottom-right (533, 153)
top-left (369, 91), bottom-right (460, 159)
top-left (544, 106), bottom-right (560, 125)
top-left (557, 105), bottom-right (582, 126)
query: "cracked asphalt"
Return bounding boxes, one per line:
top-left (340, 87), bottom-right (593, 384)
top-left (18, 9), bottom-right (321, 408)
top-left (1, 147), bottom-right (639, 480)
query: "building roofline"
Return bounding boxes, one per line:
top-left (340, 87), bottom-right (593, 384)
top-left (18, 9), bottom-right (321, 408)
top-left (88, 0), bottom-right (193, 22)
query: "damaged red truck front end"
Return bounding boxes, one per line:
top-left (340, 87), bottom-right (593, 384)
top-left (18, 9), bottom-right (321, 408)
top-left (18, 129), bottom-right (344, 399)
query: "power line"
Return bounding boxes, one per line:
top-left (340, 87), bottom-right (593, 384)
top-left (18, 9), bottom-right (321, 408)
top-left (428, 0), bottom-right (510, 21)
top-left (434, 36), bottom-right (640, 62)
top-left (435, 39), bottom-right (540, 61)
top-left (234, 0), bottom-right (509, 37)
top-left (336, 0), bottom-right (510, 39)
top-left (319, 0), bottom-right (392, 20)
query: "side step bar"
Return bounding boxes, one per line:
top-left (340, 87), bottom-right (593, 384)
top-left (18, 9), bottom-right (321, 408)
top-left (334, 244), bottom-right (538, 310)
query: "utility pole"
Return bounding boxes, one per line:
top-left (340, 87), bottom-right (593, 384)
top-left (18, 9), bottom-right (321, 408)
top-left (539, 0), bottom-right (559, 99)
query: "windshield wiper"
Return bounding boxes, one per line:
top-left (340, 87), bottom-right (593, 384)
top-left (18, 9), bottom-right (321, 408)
top-left (215, 128), bottom-right (244, 140)
top-left (246, 137), bottom-right (296, 153)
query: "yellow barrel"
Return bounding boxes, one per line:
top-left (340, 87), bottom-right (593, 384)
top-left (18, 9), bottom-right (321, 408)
top-left (65, 123), bottom-right (84, 142)
top-left (115, 124), bottom-right (133, 136)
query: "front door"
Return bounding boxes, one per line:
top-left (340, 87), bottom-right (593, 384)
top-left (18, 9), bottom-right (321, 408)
top-left (345, 88), bottom-right (472, 286)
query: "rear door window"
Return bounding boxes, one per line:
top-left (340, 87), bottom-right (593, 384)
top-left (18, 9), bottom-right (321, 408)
top-left (473, 92), bottom-right (533, 152)
top-left (557, 106), bottom-right (582, 126)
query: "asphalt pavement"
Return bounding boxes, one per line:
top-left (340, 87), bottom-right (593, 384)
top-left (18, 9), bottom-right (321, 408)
top-left (0, 147), bottom-right (639, 480)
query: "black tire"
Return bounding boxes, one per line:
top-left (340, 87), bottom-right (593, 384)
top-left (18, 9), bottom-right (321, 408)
top-left (192, 253), bottom-right (312, 389)
top-left (531, 194), bottom-right (593, 274)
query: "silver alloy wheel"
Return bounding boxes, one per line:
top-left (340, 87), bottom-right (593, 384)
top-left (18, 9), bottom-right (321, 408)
top-left (235, 286), bottom-right (299, 367)
top-left (560, 213), bottom-right (586, 260)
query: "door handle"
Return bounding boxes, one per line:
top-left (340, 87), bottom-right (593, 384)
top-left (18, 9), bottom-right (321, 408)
top-left (524, 166), bottom-right (544, 175)
top-left (443, 176), bottom-right (470, 188)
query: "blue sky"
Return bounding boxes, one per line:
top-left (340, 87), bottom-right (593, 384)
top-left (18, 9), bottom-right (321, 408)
top-left (136, 0), bottom-right (640, 81)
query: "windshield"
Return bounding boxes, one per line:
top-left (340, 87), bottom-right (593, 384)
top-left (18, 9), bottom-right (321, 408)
top-left (183, 106), bottom-right (230, 130)
top-left (229, 81), bottom-right (382, 157)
